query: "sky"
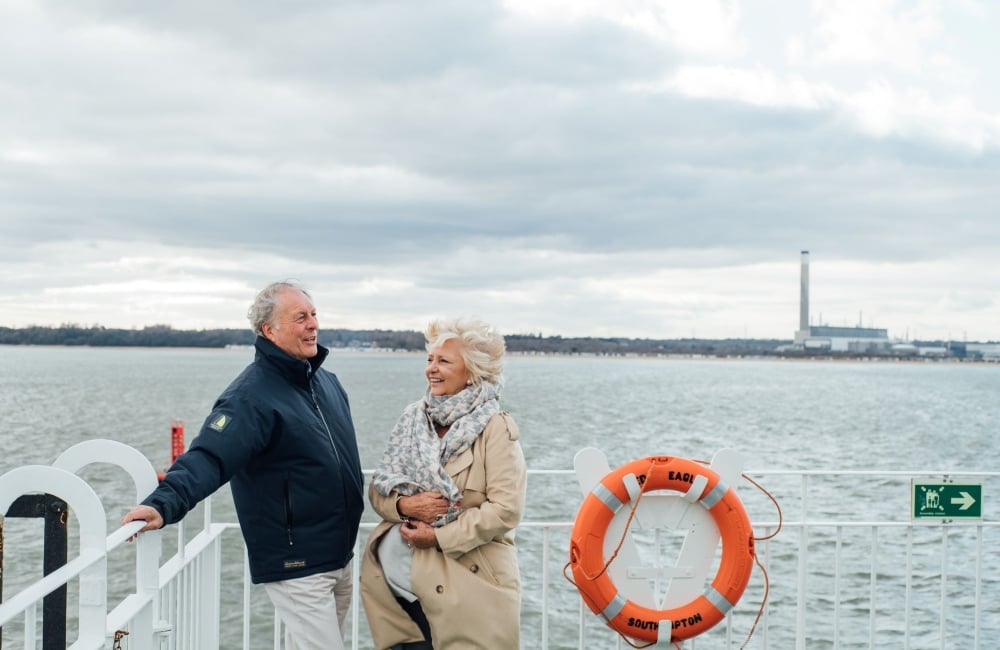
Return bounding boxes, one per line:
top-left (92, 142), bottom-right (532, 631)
top-left (2, 0), bottom-right (998, 342)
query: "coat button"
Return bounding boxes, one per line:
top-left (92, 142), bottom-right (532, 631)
top-left (470, 564), bottom-right (479, 573)
top-left (436, 585), bottom-right (444, 593)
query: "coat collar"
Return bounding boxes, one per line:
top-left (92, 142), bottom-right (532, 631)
top-left (254, 335), bottom-right (330, 386)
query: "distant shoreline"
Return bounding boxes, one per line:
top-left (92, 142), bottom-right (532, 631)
top-left (3, 343), bottom-right (996, 364)
top-left (5, 325), bottom-right (996, 361)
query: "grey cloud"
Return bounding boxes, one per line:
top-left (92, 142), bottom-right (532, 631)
top-left (2, 2), bottom-right (999, 338)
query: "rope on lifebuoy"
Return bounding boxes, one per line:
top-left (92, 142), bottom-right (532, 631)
top-left (566, 456), bottom-right (759, 647)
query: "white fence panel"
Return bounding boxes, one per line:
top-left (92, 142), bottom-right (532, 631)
top-left (2, 443), bottom-right (998, 649)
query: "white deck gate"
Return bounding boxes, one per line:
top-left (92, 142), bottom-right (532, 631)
top-left (1, 440), bottom-right (997, 649)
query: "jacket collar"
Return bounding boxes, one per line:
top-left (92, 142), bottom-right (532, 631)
top-left (254, 335), bottom-right (330, 386)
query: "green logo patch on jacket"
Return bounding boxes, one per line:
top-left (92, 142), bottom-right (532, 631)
top-left (207, 413), bottom-right (231, 432)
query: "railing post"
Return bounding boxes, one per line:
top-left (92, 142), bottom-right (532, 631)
top-left (795, 474), bottom-right (809, 650)
top-left (0, 493), bottom-right (69, 650)
top-left (53, 439), bottom-right (163, 649)
top-left (0, 465), bottom-right (108, 646)
top-left (196, 533), bottom-right (222, 649)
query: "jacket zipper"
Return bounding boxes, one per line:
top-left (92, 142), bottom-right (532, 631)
top-left (310, 384), bottom-right (343, 465)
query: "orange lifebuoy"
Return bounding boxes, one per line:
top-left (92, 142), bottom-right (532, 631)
top-left (569, 456), bottom-right (755, 644)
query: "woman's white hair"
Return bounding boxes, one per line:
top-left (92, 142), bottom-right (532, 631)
top-left (425, 317), bottom-right (505, 384)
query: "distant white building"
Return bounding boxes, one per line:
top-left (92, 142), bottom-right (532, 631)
top-left (965, 343), bottom-right (1000, 361)
top-left (795, 325), bottom-right (891, 353)
top-left (788, 251), bottom-right (891, 353)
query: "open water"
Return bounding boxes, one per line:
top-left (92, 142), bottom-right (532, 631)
top-left (1, 345), bottom-right (999, 648)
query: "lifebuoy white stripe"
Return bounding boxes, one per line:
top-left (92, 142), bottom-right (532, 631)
top-left (593, 482), bottom-right (624, 512)
top-left (700, 481), bottom-right (728, 509)
top-left (601, 591), bottom-right (627, 621)
top-left (704, 585), bottom-right (735, 614)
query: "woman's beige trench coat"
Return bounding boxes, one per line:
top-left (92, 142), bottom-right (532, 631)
top-left (360, 412), bottom-right (527, 649)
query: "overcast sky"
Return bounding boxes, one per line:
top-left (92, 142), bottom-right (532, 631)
top-left (2, 1), bottom-right (998, 341)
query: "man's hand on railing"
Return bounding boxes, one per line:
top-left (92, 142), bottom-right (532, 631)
top-left (121, 505), bottom-right (165, 541)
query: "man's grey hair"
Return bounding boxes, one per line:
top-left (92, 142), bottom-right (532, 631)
top-left (247, 280), bottom-right (310, 336)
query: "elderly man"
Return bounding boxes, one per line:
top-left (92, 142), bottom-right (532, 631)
top-left (123, 280), bottom-right (364, 650)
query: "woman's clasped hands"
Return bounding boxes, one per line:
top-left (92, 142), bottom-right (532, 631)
top-left (397, 491), bottom-right (458, 549)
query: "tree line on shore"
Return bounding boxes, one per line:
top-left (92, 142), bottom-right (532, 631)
top-left (0, 324), bottom-right (791, 356)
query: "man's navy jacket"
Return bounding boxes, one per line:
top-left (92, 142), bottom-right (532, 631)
top-left (143, 336), bottom-right (365, 583)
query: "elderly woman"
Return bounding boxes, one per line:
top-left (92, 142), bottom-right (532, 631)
top-left (360, 317), bottom-right (527, 650)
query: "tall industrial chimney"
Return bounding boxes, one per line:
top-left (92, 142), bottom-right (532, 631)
top-left (799, 250), bottom-right (810, 333)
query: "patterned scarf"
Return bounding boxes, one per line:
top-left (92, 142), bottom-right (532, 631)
top-left (372, 379), bottom-right (502, 524)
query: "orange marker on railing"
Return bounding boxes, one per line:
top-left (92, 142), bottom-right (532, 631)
top-left (157, 419), bottom-right (185, 481)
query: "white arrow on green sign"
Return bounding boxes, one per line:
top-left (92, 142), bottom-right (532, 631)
top-left (911, 481), bottom-right (982, 519)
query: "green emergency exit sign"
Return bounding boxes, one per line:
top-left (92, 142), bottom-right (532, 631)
top-left (911, 481), bottom-right (982, 519)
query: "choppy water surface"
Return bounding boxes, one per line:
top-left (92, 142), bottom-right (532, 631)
top-left (1, 346), bottom-right (998, 648)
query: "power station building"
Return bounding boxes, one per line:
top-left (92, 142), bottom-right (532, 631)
top-left (791, 251), bottom-right (892, 353)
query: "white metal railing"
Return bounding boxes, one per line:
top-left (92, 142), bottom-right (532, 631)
top-left (2, 442), bottom-right (998, 649)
